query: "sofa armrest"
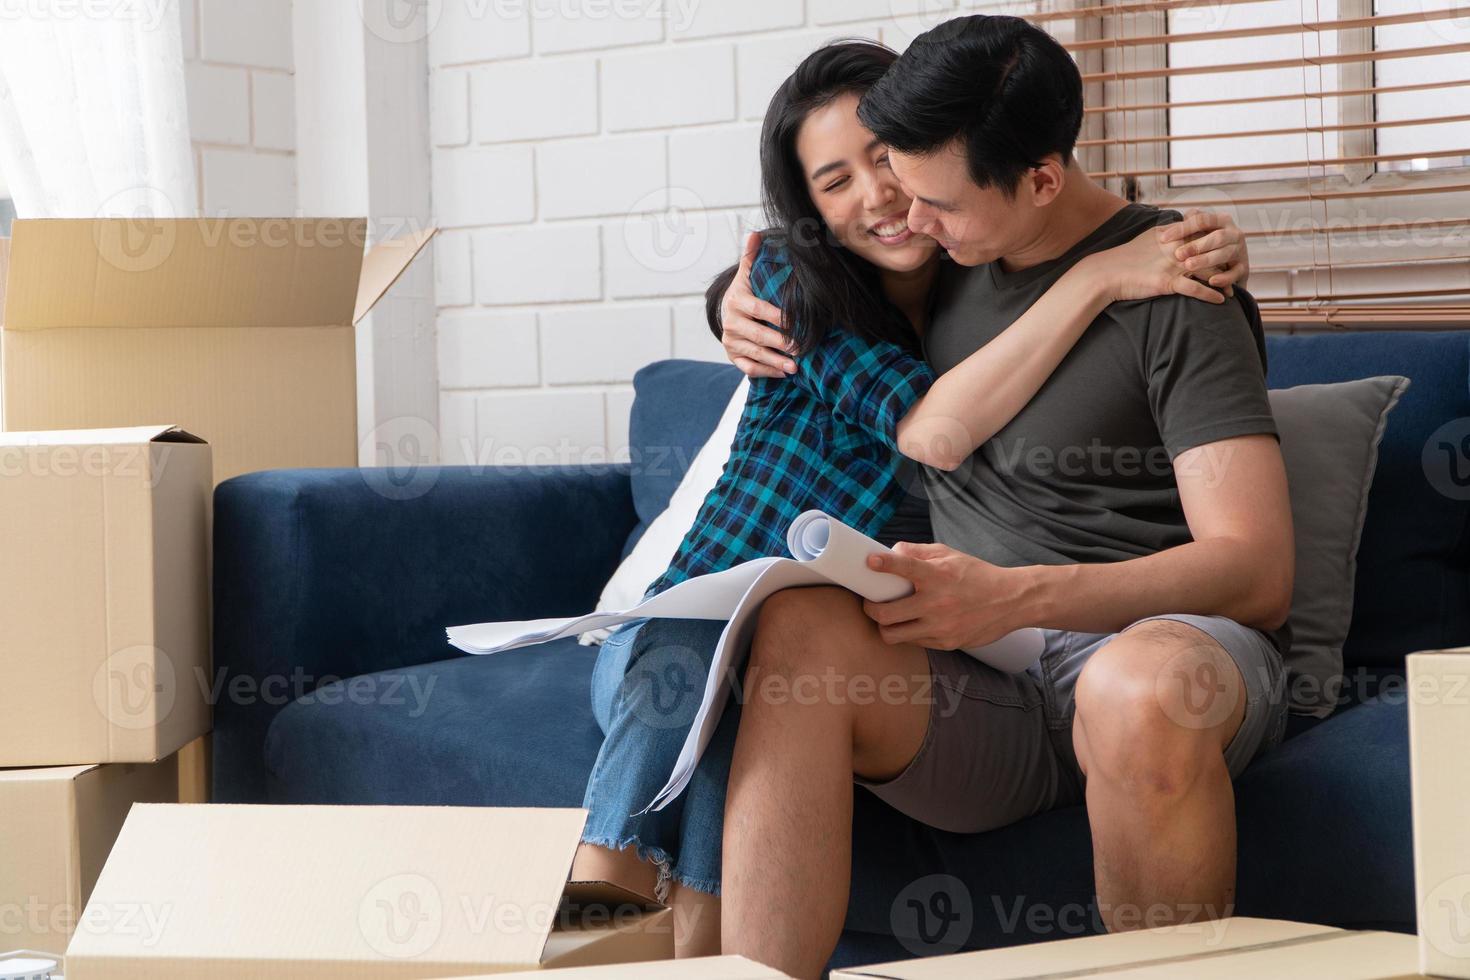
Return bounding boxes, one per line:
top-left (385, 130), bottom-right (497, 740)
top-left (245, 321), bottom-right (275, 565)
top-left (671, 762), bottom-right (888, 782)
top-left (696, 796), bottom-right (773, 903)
top-left (212, 463), bottom-right (635, 802)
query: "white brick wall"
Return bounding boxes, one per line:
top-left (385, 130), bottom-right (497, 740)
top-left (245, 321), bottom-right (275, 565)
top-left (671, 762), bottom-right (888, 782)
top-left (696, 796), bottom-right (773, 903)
top-left (182, 0), bottom-right (297, 215)
top-left (429, 4), bottom-right (905, 464)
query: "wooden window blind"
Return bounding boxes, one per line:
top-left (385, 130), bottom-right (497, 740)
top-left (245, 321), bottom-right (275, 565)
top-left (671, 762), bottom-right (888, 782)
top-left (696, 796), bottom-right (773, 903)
top-left (1000, 0), bottom-right (1470, 326)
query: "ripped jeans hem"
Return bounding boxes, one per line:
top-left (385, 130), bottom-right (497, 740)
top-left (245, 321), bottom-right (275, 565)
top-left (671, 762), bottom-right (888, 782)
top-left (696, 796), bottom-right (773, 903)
top-left (580, 834), bottom-right (675, 904)
top-left (579, 835), bottom-right (722, 902)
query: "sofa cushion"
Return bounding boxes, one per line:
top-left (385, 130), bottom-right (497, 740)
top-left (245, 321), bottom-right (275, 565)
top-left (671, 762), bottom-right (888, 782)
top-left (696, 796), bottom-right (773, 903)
top-left (625, 359), bottom-right (743, 556)
top-left (263, 638), bottom-right (604, 807)
top-left (1270, 377), bottom-right (1408, 716)
top-left (1266, 331), bottom-right (1470, 669)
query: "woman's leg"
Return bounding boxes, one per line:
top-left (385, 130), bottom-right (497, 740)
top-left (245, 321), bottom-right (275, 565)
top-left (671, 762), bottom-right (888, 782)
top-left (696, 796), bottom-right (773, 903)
top-left (575, 617), bottom-right (732, 956)
top-left (663, 693), bottom-right (744, 955)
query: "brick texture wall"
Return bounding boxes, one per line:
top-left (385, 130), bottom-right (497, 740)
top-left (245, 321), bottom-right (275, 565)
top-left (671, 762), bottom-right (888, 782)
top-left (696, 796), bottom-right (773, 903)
top-left (429, 0), bottom-right (950, 466)
top-left (182, 0), bottom-right (297, 216)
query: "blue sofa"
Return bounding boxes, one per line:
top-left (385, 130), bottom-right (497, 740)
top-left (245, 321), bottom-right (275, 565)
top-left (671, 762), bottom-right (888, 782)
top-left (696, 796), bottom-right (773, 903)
top-left (213, 330), bottom-right (1470, 971)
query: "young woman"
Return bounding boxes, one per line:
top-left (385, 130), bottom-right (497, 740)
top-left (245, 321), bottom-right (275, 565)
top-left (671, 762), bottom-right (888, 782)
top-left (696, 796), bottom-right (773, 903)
top-left (570, 40), bottom-right (1252, 958)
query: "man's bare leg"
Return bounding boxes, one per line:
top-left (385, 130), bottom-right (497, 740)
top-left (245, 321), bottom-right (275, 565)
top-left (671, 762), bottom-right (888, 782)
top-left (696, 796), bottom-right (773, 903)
top-left (570, 844), bottom-right (722, 956)
top-left (722, 586), bottom-right (932, 980)
top-left (1071, 620), bottom-right (1249, 931)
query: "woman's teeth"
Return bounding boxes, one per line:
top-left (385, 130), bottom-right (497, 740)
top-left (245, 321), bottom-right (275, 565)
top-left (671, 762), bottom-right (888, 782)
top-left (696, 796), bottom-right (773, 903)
top-left (873, 220), bottom-right (909, 238)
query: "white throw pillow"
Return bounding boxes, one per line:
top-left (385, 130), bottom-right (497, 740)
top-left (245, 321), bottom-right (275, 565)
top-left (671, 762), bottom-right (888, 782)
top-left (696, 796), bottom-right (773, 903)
top-left (579, 379), bottom-right (750, 644)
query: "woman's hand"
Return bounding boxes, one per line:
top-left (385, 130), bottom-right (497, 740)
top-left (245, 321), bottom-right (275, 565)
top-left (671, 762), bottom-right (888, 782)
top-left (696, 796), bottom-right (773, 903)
top-left (1087, 209), bottom-right (1251, 306)
top-left (1158, 209), bottom-right (1251, 294)
top-left (720, 231), bottom-right (798, 379)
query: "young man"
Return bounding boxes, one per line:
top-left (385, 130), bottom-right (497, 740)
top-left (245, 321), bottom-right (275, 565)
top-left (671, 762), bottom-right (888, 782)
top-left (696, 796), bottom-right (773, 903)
top-left (715, 16), bottom-right (1294, 979)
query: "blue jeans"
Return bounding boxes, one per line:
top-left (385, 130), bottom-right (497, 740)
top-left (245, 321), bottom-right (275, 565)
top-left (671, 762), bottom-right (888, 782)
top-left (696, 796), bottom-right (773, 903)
top-left (581, 616), bottom-right (738, 899)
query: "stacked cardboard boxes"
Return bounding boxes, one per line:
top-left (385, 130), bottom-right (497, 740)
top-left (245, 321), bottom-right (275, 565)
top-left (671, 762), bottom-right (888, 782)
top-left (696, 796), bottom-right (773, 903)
top-left (0, 425), bottom-right (211, 958)
top-left (0, 218), bottom-right (434, 963)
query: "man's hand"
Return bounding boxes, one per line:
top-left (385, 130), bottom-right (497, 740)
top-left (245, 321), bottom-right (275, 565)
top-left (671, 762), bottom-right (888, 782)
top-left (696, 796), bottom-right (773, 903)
top-left (721, 231), bottom-right (798, 379)
top-left (862, 541), bottom-right (1028, 650)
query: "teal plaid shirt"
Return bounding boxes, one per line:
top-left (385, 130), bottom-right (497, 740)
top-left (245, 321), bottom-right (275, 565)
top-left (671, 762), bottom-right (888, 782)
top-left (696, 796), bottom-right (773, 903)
top-left (643, 242), bottom-right (936, 599)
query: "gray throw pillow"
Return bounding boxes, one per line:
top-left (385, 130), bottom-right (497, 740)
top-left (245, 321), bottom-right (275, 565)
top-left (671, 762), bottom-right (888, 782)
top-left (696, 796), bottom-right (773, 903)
top-left (1271, 376), bottom-right (1409, 717)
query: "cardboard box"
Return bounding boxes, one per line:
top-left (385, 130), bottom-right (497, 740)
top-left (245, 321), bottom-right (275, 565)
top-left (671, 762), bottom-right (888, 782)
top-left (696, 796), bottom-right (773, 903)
top-left (435, 955), bottom-right (792, 979)
top-left (0, 425), bottom-right (211, 767)
top-left (1, 218), bottom-right (435, 484)
top-left (1409, 648), bottom-right (1470, 979)
top-left (830, 918), bottom-right (1420, 979)
top-left (65, 804), bottom-right (673, 978)
top-left (0, 755), bottom-right (179, 958)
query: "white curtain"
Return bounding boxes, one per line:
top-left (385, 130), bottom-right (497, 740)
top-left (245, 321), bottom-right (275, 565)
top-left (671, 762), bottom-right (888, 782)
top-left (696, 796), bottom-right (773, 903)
top-left (0, 0), bottom-right (196, 219)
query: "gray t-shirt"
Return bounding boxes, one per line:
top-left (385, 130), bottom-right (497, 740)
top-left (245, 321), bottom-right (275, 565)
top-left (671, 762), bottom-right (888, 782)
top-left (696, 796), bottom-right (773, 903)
top-left (922, 203), bottom-right (1289, 653)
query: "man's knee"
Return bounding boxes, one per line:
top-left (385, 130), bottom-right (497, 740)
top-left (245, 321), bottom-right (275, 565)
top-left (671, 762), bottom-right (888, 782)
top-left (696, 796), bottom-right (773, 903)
top-left (1073, 621), bottom-right (1245, 794)
top-left (750, 586), bottom-right (864, 676)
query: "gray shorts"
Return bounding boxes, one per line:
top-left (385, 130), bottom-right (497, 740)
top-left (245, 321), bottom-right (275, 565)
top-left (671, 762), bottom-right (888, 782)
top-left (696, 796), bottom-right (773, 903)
top-left (854, 614), bottom-right (1289, 834)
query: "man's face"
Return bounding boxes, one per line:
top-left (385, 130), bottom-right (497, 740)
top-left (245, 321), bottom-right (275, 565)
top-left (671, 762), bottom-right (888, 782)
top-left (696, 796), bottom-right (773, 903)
top-left (888, 142), bottom-right (1036, 267)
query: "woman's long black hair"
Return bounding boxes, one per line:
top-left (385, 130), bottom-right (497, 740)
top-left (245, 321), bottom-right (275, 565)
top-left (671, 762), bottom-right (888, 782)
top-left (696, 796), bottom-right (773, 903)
top-left (705, 40), bottom-right (923, 358)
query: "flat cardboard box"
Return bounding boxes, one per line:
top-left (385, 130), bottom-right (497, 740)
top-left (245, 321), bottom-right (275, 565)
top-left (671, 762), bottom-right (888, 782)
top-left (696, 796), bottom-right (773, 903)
top-left (1408, 648), bottom-right (1470, 979)
top-left (1, 218), bottom-right (435, 484)
top-left (64, 804), bottom-right (673, 978)
top-left (0, 755), bottom-right (179, 958)
top-left (0, 425), bottom-right (211, 766)
top-left (435, 955), bottom-right (793, 978)
top-left (831, 918), bottom-right (1420, 979)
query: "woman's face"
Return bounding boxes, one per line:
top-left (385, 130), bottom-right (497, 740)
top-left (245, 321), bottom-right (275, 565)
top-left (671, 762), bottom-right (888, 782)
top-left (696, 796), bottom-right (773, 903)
top-left (795, 91), bottom-right (939, 274)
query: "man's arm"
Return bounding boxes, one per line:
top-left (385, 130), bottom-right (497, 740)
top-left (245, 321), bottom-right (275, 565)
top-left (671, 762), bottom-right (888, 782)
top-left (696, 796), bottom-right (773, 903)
top-left (860, 433), bottom-right (1294, 648)
top-left (1015, 433), bottom-right (1295, 633)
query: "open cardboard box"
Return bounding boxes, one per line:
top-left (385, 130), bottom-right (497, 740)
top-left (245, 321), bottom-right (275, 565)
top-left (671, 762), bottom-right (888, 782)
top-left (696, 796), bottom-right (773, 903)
top-left (0, 424), bottom-right (211, 766)
top-left (830, 918), bottom-right (1420, 979)
top-left (434, 955), bottom-right (793, 979)
top-left (64, 804), bottom-right (673, 978)
top-left (1408, 648), bottom-right (1470, 979)
top-left (0, 218), bottom-right (435, 485)
top-left (0, 755), bottom-right (179, 959)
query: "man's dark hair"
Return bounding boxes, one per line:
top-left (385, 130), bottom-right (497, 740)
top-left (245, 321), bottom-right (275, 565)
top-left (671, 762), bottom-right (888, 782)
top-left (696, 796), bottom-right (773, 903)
top-left (857, 15), bottom-right (1084, 197)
